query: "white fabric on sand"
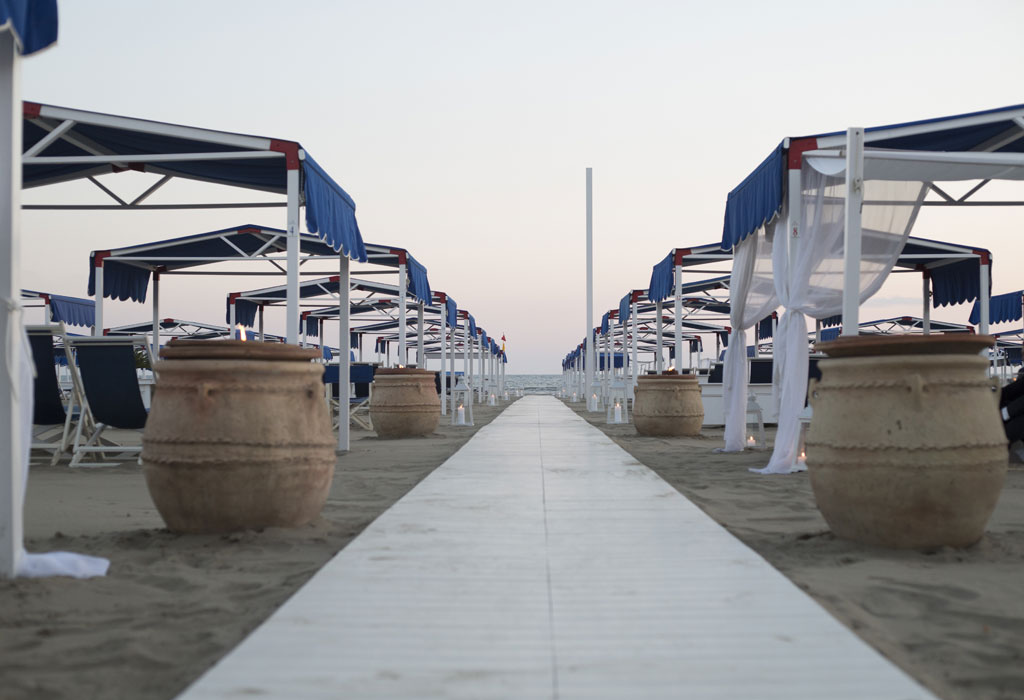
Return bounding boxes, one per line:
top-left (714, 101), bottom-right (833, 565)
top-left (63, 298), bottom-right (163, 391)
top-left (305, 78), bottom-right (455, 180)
top-left (16, 327), bottom-right (109, 579)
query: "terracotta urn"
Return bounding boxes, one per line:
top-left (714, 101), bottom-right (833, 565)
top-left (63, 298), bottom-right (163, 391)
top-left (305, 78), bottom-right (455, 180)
top-left (632, 373), bottom-right (704, 437)
top-left (806, 334), bottom-right (1007, 548)
top-left (141, 341), bottom-right (335, 534)
top-left (369, 368), bottom-right (440, 438)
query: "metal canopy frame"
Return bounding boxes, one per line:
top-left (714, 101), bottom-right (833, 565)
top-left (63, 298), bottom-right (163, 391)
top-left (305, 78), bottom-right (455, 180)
top-left (20, 100), bottom-right (364, 347)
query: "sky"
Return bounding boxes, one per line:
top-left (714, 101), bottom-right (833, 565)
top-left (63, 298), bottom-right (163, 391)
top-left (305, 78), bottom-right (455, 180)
top-left (16, 0), bottom-right (1024, 373)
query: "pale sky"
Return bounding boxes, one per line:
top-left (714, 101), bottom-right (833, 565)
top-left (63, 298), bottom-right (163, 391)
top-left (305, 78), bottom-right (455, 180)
top-left (17, 0), bottom-right (1024, 372)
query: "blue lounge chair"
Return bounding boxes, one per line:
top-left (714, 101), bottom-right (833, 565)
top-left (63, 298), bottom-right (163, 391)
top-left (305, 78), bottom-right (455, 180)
top-left (26, 324), bottom-right (93, 465)
top-left (68, 335), bottom-right (150, 467)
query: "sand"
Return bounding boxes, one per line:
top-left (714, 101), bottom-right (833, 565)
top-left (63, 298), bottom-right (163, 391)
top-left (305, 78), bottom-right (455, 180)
top-left (5, 395), bottom-right (1024, 700)
top-left (564, 401), bottom-right (1024, 700)
top-left (0, 400), bottom-right (515, 700)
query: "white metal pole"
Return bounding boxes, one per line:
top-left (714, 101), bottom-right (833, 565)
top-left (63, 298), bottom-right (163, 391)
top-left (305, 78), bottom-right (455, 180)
top-left (463, 320), bottom-right (470, 402)
top-left (631, 299), bottom-right (639, 385)
top-left (585, 167), bottom-right (596, 410)
top-left (674, 264), bottom-right (683, 371)
top-left (922, 273), bottom-right (931, 335)
top-left (655, 300), bottom-right (664, 373)
top-left (94, 265), bottom-right (104, 336)
top-left (151, 273), bottom-right (160, 363)
top-left (440, 303), bottom-right (447, 415)
top-left (285, 168), bottom-right (300, 344)
top-left (449, 317), bottom-right (456, 409)
top-left (841, 127), bottom-right (865, 337)
top-left (979, 259), bottom-right (991, 336)
top-left (338, 254), bottom-right (350, 452)
top-left (229, 300), bottom-right (236, 334)
top-left (478, 333), bottom-right (485, 400)
top-left (1, 32), bottom-right (22, 577)
top-left (417, 301), bottom-right (424, 368)
top-left (258, 305), bottom-right (265, 342)
top-left (398, 263), bottom-right (407, 366)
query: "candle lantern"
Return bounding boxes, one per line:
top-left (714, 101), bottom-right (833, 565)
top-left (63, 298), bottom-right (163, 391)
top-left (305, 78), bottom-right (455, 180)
top-left (746, 391), bottom-right (766, 449)
top-left (450, 376), bottom-right (474, 426)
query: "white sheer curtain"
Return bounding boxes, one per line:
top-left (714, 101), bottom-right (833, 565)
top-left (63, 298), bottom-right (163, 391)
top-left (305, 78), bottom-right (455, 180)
top-left (722, 224), bottom-right (778, 452)
top-left (752, 164), bottom-right (926, 475)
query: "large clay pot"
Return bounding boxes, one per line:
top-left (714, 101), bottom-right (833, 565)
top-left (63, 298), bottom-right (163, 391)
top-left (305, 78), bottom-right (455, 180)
top-left (141, 341), bottom-right (335, 534)
top-left (806, 335), bottom-right (1007, 549)
top-left (369, 368), bottom-right (440, 438)
top-left (633, 373), bottom-right (704, 437)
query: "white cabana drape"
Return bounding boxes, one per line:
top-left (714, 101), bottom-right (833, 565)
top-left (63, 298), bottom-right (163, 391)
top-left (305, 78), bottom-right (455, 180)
top-left (752, 165), bottom-right (926, 475)
top-left (722, 224), bottom-right (778, 452)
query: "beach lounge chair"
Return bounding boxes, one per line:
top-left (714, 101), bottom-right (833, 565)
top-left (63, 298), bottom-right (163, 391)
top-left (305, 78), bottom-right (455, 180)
top-left (349, 364), bottom-right (375, 430)
top-left (26, 324), bottom-right (93, 465)
top-left (322, 364), bottom-right (375, 430)
top-left (68, 335), bottom-right (150, 467)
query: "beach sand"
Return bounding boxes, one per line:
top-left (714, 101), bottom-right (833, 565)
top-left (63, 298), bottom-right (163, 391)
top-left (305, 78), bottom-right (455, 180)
top-left (565, 400), bottom-right (1024, 700)
top-left (0, 399), bottom-right (516, 700)
top-left (6, 394), bottom-right (1023, 700)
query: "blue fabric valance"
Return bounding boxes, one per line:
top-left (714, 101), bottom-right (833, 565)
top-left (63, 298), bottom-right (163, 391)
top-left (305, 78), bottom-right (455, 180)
top-left (48, 293), bottom-right (94, 327)
top-left (229, 298), bottom-right (260, 327)
top-left (648, 252), bottom-right (674, 304)
top-left (970, 290), bottom-right (1022, 325)
top-left (601, 312), bottom-right (610, 335)
top-left (721, 143), bottom-right (784, 251)
top-left (1, 0), bottom-right (58, 55)
top-left (932, 258), bottom-right (987, 309)
top-left (88, 254), bottom-right (152, 302)
top-left (757, 315), bottom-right (773, 341)
top-left (302, 153), bottom-right (367, 263)
top-left (445, 297), bottom-right (458, 327)
top-left (619, 292), bottom-right (633, 323)
top-left (466, 313), bottom-right (476, 337)
top-left (405, 254), bottom-right (432, 304)
top-left (304, 316), bottom-right (319, 337)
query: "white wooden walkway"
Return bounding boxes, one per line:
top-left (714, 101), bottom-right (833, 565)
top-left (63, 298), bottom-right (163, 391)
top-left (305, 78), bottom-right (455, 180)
top-left (179, 395), bottom-right (935, 699)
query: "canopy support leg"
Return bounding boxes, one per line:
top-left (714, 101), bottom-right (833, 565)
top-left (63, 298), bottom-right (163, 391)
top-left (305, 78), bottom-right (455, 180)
top-left (841, 127), bottom-right (865, 337)
top-left (922, 272), bottom-right (931, 335)
top-left (151, 273), bottom-right (160, 364)
top-left (674, 264), bottom-right (682, 369)
top-left (285, 167), bottom-right (300, 344)
top-left (338, 254), bottom-right (350, 452)
top-left (1, 32), bottom-right (23, 578)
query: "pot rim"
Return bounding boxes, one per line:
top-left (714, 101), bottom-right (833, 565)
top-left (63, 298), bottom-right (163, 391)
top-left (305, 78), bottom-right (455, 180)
top-left (815, 333), bottom-right (994, 358)
top-left (159, 340), bottom-right (320, 362)
top-left (637, 373), bottom-right (697, 381)
top-left (374, 367), bottom-right (435, 375)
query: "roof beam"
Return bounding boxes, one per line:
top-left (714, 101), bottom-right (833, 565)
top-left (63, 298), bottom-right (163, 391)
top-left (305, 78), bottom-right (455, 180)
top-left (129, 174), bottom-right (173, 206)
top-left (23, 202), bottom-right (287, 210)
top-left (22, 118), bottom-right (75, 157)
top-left (87, 176), bottom-right (127, 206)
top-left (23, 150), bottom-right (284, 165)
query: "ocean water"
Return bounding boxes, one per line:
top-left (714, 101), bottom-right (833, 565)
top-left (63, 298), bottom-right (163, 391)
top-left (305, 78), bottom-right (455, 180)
top-left (503, 374), bottom-right (562, 394)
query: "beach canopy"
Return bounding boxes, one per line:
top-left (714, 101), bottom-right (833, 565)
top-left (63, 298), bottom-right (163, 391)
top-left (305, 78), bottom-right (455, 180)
top-left (22, 102), bottom-right (366, 261)
top-left (647, 239), bottom-right (991, 309)
top-left (818, 316), bottom-right (975, 342)
top-left (20, 289), bottom-right (94, 327)
top-left (722, 103), bottom-right (1024, 250)
top-left (970, 290), bottom-right (1023, 325)
top-left (87, 225), bottom-right (424, 304)
top-left (230, 275), bottom-right (431, 327)
top-left (106, 318), bottom-right (285, 343)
